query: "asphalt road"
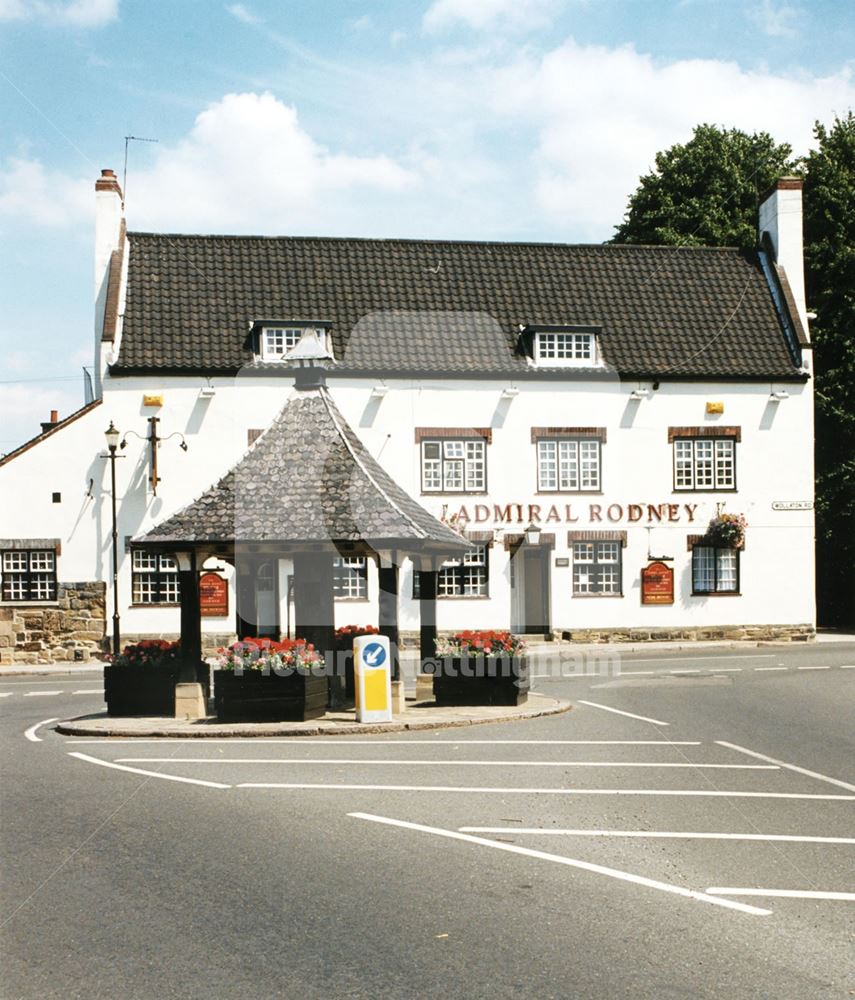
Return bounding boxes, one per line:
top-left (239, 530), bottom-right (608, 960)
top-left (2, 642), bottom-right (853, 1000)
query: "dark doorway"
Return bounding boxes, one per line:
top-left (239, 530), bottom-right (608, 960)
top-left (236, 558), bottom-right (279, 639)
top-left (510, 546), bottom-right (551, 634)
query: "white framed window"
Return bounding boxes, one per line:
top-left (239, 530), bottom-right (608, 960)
top-left (421, 439), bottom-right (486, 493)
top-left (572, 541), bottom-right (621, 596)
top-left (333, 557), bottom-right (368, 599)
top-left (1, 549), bottom-right (57, 602)
top-left (413, 545), bottom-right (489, 598)
top-left (535, 331), bottom-right (597, 365)
top-left (674, 437), bottom-right (736, 490)
top-left (260, 326), bottom-right (303, 361)
top-left (537, 439), bottom-right (601, 491)
top-left (692, 546), bottom-right (739, 594)
top-left (132, 551), bottom-right (180, 604)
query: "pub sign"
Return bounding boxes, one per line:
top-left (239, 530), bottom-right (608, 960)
top-left (199, 571), bottom-right (229, 617)
top-left (641, 561), bottom-right (674, 605)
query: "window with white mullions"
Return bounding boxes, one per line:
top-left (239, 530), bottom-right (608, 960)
top-left (413, 545), bottom-right (489, 598)
top-left (1, 550), bottom-right (57, 602)
top-left (536, 332), bottom-right (595, 362)
top-left (673, 437), bottom-right (736, 490)
top-left (132, 551), bottom-right (180, 604)
top-left (260, 326), bottom-right (303, 360)
top-left (332, 556), bottom-right (368, 599)
top-left (421, 439), bottom-right (486, 493)
top-left (572, 541), bottom-right (621, 596)
top-left (692, 546), bottom-right (739, 594)
top-left (537, 439), bottom-right (601, 492)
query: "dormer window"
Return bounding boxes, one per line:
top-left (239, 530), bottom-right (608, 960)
top-left (253, 320), bottom-right (334, 362)
top-left (521, 326), bottom-right (602, 367)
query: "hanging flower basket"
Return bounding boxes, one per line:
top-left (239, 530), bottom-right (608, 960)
top-left (705, 512), bottom-right (747, 549)
top-left (430, 630), bottom-right (529, 706)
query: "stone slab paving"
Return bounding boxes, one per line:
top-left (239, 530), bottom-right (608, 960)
top-left (55, 692), bottom-right (570, 738)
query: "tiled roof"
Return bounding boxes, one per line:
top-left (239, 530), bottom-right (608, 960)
top-left (115, 233), bottom-right (802, 379)
top-left (137, 385), bottom-right (467, 551)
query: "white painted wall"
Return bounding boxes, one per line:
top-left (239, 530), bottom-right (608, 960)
top-left (0, 367), bottom-right (816, 643)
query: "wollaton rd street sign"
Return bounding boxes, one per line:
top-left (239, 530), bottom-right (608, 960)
top-left (771, 501), bottom-right (813, 510)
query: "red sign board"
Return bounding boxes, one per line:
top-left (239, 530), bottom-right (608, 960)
top-left (641, 561), bottom-right (674, 605)
top-left (199, 572), bottom-right (229, 617)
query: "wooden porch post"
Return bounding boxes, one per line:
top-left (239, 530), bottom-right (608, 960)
top-left (418, 569), bottom-right (438, 662)
top-left (378, 562), bottom-right (400, 682)
top-left (293, 549), bottom-right (336, 677)
top-left (177, 549), bottom-right (202, 682)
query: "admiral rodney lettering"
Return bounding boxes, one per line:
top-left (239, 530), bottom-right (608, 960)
top-left (445, 502), bottom-right (700, 526)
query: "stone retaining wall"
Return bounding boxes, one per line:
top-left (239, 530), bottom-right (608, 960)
top-left (0, 582), bottom-right (107, 664)
top-left (557, 624), bottom-right (816, 643)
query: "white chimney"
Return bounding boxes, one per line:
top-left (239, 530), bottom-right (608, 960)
top-left (758, 177), bottom-right (807, 334)
top-left (94, 169), bottom-right (124, 396)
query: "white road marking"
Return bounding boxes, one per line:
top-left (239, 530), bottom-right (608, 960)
top-left (578, 701), bottom-right (670, 726)
top-left (0, 692), bottom-right (12, 697)
top-left (706, 888), bottom-right (855, 902)
top-left (72, 689), bottom-right (104, 695)
top-left (457, 828), bottom-right (855, 844)
top-left (711, 668), bottom-right (742, 673)
top-left (755, 666), bottom-right (787, 671)
top-left (348, 812), bottom-right (772, 916)
top-left (620, 655), bottom-right (775, 663)
top-left (237, 783), bottom-right (854, 800)
top-left (670, 669), bottom-right (700, 674)
top-left (840, 665), bottom-right (855, 670)
top-left (116, 757), bottom-right (777, 770)
top-left (68, 752), bottom-right (231, 788)
top-left (797, 665), bottom-right (830, 670)
top-left (716, 741), bottom-right (855, 793)
top-left (64, 738), bottom-right (702, 746)
top-left (618, 670), bottom-right (657, 675)
top-left (23, 690), bottom-right (62, 697)
top-left (24, 718), bottom-right (60, 742)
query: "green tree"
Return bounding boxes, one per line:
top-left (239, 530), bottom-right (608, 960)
top-left (803, 113), bottom-right (855, 627)
top-left (613, 124), bottom-right (796, 247)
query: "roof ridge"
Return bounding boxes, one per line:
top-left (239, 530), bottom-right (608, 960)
top-left (125, 231), bottom-right (746, 253)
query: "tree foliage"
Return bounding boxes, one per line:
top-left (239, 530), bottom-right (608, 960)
top-left (612, 124), bottom-right (796, 248)
top-left (803, 113), bottom-right (855, 626)
top-left (613, 117), bottom-right (855, 625)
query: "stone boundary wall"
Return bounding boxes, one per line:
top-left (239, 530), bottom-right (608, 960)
top-left (0, 582), bottom-right (106, 664)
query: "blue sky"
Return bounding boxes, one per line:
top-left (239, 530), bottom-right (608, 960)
top-left (1, 0), bottom-right (853, 451)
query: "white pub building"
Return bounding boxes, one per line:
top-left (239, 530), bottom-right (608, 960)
top-left (0, 171), bottom-right (816, 664)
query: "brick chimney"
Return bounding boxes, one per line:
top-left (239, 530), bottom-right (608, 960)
top-left (758, 177), bottom-right (807, 333)
top-left (40, 409), bottom-right (59, 434)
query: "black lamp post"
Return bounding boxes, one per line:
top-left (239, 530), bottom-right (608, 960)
top-left (104, 421), bottom-right (122, 656)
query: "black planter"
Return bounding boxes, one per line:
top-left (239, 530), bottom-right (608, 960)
top-left (104, 661), bottom-right (210, 717)
top-left (431, 656), bottom-right (529, 707)
top-left (213, 668), bottom-right (328, 722)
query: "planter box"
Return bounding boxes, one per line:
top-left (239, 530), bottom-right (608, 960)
top-left (431, 656), bottom-right (529, 707)
top-left (104, 662), bottom-right (210, 717)
top-left (213, 668), bottom-right (328, 722)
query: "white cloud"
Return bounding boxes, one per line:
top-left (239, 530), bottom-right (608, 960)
top-left (225, 3), bottom-right (261, 25)
top-left (750, 0), bottom-right (800, 38)
top-left (128, 92), bottom-right (416, 232)
top-left (482, 38), bottom-right (855, 235)
top-left (423, 0), bottom-right (561, 33)
top-left (0, 0), bottom-right (117, 25)
top-left (0, 156), bottom-right (90, 226)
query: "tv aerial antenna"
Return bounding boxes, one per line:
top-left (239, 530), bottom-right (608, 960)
top-left (123, 134), bottom-right (159, 204)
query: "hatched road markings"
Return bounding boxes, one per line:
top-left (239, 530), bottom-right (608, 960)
top-left (347, 812), bottom-right (772, 916)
